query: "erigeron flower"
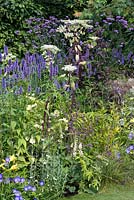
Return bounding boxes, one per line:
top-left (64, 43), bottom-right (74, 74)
top-left (62, 64), bottom-right (77, 72)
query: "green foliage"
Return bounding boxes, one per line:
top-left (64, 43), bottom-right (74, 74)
top-left (80, 0), bottom-right (134, 20)
top-left (39, 151), bottom-right (69, 199)
top-left (0, 0), bottom-right (43, 49)
top-left (34, 0), bottom-right (88, 19)
top-left (77, 153), bottom-right (102, 192)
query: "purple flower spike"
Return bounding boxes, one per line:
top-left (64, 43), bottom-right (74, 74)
top-left (19, 86), bottom-right (23, 95)
top-left (27, 85), bottom-right (32, 93)
top-left (0, 174), bottom-right (3, 179)
top-left (4, 45), bottom-right (8, 55)
top-left (54, 79), bottom-right (61, 89)
top-left (127, 52), bottom-right (133, 61)
top-left (0, 53), bottom-right (2, 62)
top-left (2, 77), bottom-right (6, 89)
top-left (35, 87), bottom-right (41, 94)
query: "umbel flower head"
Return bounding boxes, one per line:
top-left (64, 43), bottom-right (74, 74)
top-left (41, 44), bottom-right (60, 55)
top-left (62, 64), bottom-right (77, 72)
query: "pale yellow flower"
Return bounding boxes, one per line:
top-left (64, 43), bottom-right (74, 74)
top-left (130, 118), bottom-right (134, 123)
top-left (10, 155), bottom-right (17, 162)
top-left (10, 164), bottom-right (18, 171)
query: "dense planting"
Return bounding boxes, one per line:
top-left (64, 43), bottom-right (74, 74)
top-left (0, 1), bottom-right (134, 199)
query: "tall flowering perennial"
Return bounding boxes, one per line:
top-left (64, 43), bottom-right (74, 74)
top-left (0, 47), bottom-right (47, 94)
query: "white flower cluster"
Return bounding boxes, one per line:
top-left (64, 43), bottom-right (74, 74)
top-left (1, 53), bottom-right (16, 65)
top-left (26, 103), bottom-right (37, 111)
top-left (40, 44), bottom-right (60, 66)
top-left (40, 45), bottom-right (60, 55)
top-left (62, 64), bottom-right (77, 72)
top-left (61, 19), bottom-right (93, 29)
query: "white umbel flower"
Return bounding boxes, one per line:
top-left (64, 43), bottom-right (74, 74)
top-left (62, 64), bottom-right (77, 72)
top-left (40, 45), bottom-right (60, 54)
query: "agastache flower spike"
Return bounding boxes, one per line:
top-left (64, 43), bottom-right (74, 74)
top-left (2, 77), bottom-right (6, 89)
top-left (4, 45), bottom-right (8, 55)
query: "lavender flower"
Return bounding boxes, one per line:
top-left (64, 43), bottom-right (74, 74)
top-left (2, 77), bottom-right (6, 89)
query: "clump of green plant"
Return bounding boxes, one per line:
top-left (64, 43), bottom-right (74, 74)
top-left (0, 0), bottom-right (43, 50)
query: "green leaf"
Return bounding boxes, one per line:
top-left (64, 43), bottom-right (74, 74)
top-left (11, 121), bottom-right (16, 130)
